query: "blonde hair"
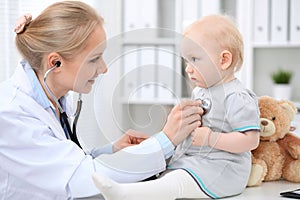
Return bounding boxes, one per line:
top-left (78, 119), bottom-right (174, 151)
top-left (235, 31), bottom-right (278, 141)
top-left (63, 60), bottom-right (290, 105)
top-left (185, 15), bottom-right (244, 72)
top-left (15, 1), bottom-right (104, 71)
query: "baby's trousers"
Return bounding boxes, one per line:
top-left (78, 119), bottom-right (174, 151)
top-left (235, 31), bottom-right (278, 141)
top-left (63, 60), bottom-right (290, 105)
top-left (121, 169), bottom-right (209, 200)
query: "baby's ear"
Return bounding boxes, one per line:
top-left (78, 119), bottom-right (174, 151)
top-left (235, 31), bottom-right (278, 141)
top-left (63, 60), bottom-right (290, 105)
top-left (220, 50), bottom-right (232, 70)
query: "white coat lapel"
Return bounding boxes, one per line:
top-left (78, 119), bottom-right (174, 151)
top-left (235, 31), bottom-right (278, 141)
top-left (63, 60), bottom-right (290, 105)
top-left (11, 63), bottom-right (67, 140)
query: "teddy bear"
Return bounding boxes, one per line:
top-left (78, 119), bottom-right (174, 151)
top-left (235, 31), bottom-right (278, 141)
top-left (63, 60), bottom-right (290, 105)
top-left (247, 95), bottom-right (300, 187)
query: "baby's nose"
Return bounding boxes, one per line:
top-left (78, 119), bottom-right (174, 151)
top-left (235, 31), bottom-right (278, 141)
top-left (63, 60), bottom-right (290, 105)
top-left (185, 65), bottom-right (194, 73)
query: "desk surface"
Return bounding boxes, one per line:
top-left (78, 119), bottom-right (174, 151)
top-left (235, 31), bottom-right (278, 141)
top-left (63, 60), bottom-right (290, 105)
top-left (228, 180), bottom-right (300, 200)
top-left (78, 180), bottom-right (300, 200)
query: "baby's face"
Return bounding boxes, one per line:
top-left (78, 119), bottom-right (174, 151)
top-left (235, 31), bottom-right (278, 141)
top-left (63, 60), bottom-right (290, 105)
top-left (181, 29), bottom-right (224, 88)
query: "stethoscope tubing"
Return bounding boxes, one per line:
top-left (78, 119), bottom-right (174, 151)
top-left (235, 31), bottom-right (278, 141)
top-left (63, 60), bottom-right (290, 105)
top-left (43, 63), bottom-right (82, 148)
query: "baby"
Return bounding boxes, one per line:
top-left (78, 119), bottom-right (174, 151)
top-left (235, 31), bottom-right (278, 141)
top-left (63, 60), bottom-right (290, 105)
top-left (92, 14), bottom-right (260, 200)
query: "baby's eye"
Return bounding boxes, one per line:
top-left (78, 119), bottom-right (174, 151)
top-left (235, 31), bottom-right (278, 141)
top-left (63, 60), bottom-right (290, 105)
top-left (191, 57), bottom-right (200, 62)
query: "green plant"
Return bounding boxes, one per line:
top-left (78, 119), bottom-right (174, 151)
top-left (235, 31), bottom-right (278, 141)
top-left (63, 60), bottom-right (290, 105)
top-left (271, 69), bottom-right (293, 84)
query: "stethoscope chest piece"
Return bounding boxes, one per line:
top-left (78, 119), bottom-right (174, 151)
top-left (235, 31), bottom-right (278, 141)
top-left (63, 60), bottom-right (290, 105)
top-left (196, 98), bottom-right (212, 114)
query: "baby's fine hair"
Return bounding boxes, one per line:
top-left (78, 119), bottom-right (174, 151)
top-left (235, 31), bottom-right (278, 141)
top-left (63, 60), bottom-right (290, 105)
top-left (15, 1), bottom-right (103, 71)
top-left (186, 15), bottom-right (244, 72)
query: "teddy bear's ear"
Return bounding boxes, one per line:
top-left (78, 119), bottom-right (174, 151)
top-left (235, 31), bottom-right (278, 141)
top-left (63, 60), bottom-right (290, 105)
top-left (279, 100), bottom-right (297, 121)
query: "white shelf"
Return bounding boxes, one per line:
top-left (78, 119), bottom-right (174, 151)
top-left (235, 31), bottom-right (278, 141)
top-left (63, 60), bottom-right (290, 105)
top-left (122, 37), bottom-right (177, 45)
top-left (121, 97), bottom-right (178, 105)
top-left (238, 0), bottom-right (300, 101)
top-left (252, 42), bottom-right (300, 48)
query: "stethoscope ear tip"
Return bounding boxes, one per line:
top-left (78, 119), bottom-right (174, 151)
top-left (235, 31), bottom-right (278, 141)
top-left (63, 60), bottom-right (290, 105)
top-left (55, 61), bottom-right (61, 67)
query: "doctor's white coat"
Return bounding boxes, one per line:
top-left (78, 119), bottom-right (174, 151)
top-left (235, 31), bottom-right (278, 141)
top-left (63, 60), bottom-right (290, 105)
top-left (0, 62), bottom-right (169, 199)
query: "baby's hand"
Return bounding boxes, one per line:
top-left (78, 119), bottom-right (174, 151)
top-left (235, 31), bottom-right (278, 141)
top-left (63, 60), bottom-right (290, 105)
top-left (191, 127), bottom-right (212, 146)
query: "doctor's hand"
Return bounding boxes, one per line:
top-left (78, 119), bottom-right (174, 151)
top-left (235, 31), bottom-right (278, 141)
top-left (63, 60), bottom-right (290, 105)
top-left (163, 99), bottom-right (203, 146)
top-left (113, 129), bottom-right (149, 153)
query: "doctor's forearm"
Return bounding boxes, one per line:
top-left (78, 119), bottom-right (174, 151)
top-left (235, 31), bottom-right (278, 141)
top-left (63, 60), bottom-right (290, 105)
top-left (93, 136), bottom-right (170, 183)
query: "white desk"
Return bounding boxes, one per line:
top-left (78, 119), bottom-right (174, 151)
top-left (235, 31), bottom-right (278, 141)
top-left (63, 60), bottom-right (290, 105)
top-left (78, 181), bottom-right (300, 199)
top-left (228, 181), bottom-right (300, 200)
top-left (177, 181), bottom-right (300, 200)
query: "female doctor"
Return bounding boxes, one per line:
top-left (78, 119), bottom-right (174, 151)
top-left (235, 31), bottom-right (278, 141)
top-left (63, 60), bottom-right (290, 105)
top-left (0, 1), bottom-right (202, 199)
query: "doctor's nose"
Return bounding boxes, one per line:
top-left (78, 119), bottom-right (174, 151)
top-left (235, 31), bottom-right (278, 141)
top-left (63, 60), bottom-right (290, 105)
top-left (97, 60), bottom-right (108, 75)
top-left (102, 65), bottom-right (108, 74)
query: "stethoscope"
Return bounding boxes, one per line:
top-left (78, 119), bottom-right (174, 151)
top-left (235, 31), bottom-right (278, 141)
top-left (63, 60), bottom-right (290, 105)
top-left (196, 97), bottom-right (212, 115)
top-left (43, 61), bottom-right (82, 148)
top-left (170, 97), bottom-right (212, 163)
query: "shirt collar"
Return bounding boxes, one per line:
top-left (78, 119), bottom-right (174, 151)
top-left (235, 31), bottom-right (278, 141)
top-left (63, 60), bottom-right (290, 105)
top-left (21, 60), bottom-right (52, 109)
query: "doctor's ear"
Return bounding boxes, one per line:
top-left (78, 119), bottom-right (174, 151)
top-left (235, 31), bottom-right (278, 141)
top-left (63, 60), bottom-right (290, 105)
top-left (219, 50), bottom-right (232, 70)
top-left (47, 53), bottom-right (62, 69)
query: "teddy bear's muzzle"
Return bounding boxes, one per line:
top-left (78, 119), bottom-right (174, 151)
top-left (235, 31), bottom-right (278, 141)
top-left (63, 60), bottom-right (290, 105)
top-left (260, 118), bottom-right (276, 137)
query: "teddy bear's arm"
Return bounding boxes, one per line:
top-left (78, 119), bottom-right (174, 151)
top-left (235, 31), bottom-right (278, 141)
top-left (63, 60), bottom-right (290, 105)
top-left (279, 133), bottom-right (300, 159)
